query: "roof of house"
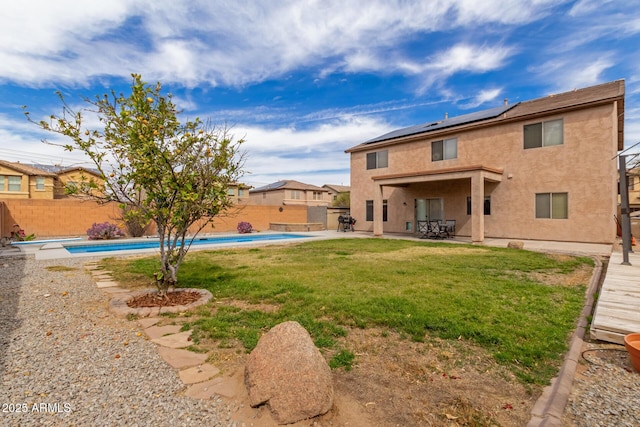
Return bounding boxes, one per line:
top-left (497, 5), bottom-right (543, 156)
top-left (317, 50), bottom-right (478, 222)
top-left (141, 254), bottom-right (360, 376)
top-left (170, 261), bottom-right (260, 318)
top-left (323, 184), bottom-right (350, 193)
top-left (250, 180), bottom-right (328, 193)
top-left (56, 166), bottom-right (103, 178)
top-left (347, 79), bottom-right (625, 151)
top-left (0, 160), bottom-right (58, 177)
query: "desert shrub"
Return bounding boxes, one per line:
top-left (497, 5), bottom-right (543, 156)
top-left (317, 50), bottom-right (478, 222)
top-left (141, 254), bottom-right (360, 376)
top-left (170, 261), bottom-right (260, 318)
top-left (87, 222), bottom-right (125, 240)
top-left (237, 221), bottom-right (253, 234)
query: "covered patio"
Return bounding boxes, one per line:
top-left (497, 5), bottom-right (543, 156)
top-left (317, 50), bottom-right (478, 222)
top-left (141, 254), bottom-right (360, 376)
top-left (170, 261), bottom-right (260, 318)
top-left (370, 165), bottom-right (503, 242)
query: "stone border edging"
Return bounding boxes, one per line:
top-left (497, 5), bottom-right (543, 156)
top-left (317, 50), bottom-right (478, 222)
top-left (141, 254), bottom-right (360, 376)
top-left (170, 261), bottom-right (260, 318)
top-left (109, 288), bottom-right (213, 318)
top-left (527, 256), bottom-right (604, 426)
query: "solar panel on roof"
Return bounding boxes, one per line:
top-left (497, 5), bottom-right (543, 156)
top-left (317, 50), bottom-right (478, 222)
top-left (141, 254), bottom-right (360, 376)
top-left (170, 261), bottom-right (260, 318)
top-left (250, 180), bottom-right (287, 192)
top-left (365, 104), bottom-right (516, 144)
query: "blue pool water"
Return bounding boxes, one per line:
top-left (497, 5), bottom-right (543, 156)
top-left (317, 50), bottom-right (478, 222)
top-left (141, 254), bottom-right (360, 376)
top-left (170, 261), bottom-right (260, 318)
top-left (64, 233), bottom-right (310, 254)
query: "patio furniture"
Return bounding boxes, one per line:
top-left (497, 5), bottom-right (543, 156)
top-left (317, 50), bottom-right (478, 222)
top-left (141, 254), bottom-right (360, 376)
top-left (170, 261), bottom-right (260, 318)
top-left (417, 221), bottom-right (430, 238)
top-left (428, 220), bottom-right (444, 239)
top-left (444, 220), bottom-right (456, 238)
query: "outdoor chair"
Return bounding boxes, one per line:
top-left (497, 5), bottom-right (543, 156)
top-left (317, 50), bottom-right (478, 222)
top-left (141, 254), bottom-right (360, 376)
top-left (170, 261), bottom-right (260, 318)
top-left (428, 220), bottom-right (444, 239)
top-left (444, 220), bottom-right (456, 238)
top-left (417, 221), bottom-right (429, 238)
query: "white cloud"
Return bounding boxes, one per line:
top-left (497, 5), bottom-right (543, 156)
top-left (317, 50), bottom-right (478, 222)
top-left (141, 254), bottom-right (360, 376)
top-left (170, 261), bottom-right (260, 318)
top-left (0, 0), bottom-right (555, 88)
top-left (530, 56), bottom-right (614, 92)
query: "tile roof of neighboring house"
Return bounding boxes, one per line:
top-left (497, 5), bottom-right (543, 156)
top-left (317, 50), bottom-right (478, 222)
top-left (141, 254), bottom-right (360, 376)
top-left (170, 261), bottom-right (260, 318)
top-left (250, 179), bottom-right (328, 193)
top-left (348, 80), bottom-right (625, 151)
top-left (0, 160), bottom-right (58, 177)
top-left (56, 166), bottom-right (103, 178)
top-left (323, 184), bottom-right (350, 193)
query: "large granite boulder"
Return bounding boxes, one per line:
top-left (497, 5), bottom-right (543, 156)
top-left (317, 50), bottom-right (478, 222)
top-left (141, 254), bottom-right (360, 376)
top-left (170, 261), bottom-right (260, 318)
top-left (244, 321), bottom-right (334, 424)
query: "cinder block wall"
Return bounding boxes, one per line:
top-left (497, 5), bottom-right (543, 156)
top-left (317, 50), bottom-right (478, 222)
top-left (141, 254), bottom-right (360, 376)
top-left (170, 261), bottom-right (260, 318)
top-left (1, 200), bottom-right (308, 238)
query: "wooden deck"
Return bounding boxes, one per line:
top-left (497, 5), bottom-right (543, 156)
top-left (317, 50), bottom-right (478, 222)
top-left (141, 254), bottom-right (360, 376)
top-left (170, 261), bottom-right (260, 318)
top-left (590, 249), bottom-right (640, 344)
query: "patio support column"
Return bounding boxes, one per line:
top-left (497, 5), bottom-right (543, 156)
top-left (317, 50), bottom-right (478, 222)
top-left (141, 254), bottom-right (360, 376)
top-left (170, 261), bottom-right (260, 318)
top-left (471, 172), bottom-right (485, 243)
top-left (373, 183), bottom-right (384, 236)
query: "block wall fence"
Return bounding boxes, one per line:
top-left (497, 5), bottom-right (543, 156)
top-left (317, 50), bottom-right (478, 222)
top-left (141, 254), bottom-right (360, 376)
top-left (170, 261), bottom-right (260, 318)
top-left (0, 200), bottom-right (308, 239)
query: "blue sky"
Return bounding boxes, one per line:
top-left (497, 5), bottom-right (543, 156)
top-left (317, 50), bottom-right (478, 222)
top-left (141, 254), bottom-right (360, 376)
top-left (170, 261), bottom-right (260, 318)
top-left (1, 0), bottom-right (639, 187)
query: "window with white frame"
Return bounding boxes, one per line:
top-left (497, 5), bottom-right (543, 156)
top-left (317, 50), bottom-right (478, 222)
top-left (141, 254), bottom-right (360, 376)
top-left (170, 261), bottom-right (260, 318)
top-left (366, 150), bottom-right (388, 170)
top-left (432, 138), bottom-right (457, 161)
top-left (8, 176), bottom-right (21, 191)
top-left (524, 119), bottom-right (563, 149)
top-left (291, 190), bottom-right (301, 200)
top-left (227, 188), bottom-right (235, 196)
top-left (36, 176), bottom-right (45, 190)
top-left (0, 175), bottom-right (4, 191)
top-left (535, 192), bottom-right (568, 219)
top-left (238, 188), bottom-right (245, 197)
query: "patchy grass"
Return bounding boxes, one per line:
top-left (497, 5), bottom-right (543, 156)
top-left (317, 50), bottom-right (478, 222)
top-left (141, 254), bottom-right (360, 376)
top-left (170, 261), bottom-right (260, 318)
top-left (107, 238), bottom-right (592, 385)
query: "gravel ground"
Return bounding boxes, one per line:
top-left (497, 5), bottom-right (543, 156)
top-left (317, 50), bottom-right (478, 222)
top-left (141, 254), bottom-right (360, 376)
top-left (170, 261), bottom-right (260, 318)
top-left (0, 255), bottom-right (235, 427)
top-left (563, 341), bottom-right (640, 427)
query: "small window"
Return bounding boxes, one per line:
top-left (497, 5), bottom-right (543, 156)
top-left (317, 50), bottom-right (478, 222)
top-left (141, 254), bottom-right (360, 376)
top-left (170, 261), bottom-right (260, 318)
top-left (0, 175), bottom-right (4, 191)
top-left (291, 190), bottom-right (301, 200)
top-left (36, 176), bottom-right (45, 191)
top-left (535, 193), bottom-right (568, 219)
top-left (8, 176), bottom-right (21, 192)
top-left (238, 188), bottom-right (245, 197)
top-left (432, 138), bottom-right (457, 161)
top-left (227, 188), bottom-right (235, 196)
top-left (366, 200), bottom-right (373, 221)
top-left (467, 196), bottom-right (491, 215)
top-left (366, 150), bottom-right (388, 170)
top-left (365, 200), bottom-right (387, 222)
top-left (313, 191), bottom-right (323, 200)
top-left (524, 119), bottom-right (563, 149)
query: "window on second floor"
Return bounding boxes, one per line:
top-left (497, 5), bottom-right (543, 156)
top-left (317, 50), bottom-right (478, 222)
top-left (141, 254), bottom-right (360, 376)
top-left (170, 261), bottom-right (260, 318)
top-left (366, 150), bottom-right (388, 170)
top-left (312, 191), bottom-right (323, 200)
top-left (36, 176), bottom-right (45, 190)
top-left (524, 119), bottom-right (563, 149)
top-left (227, 188), bottom-right (235, 196)
top-left (432, 138), bottom-right (457, 161)
top-left (0, 175), bottom-right (4, 191)
top-left (291, 190), bottom-right (301, 200)
top-left (238, 188), bottom-right (245, 197)
top-left (8, 176), bottom-right (21, 192)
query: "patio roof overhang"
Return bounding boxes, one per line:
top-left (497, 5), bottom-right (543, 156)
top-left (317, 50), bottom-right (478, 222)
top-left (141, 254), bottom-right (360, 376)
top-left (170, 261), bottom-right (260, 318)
top-left (369, 165), bottom-right (504, 242)
top-left (371, 165), bottom-right (504, 186)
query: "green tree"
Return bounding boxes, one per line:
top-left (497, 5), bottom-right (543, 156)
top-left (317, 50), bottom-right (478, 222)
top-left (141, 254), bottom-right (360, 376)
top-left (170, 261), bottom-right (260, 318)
top-left (25, 74), bottom-right (245, 296)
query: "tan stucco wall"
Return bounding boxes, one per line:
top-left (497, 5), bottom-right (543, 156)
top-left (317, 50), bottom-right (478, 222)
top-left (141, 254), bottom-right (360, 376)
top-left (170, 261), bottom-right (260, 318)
top-left (350, 104), bottom-right (619, 243)
top-left (1, 199), bottom-right (307, 238)
top-left (0, 166), bottom-right (30, 199)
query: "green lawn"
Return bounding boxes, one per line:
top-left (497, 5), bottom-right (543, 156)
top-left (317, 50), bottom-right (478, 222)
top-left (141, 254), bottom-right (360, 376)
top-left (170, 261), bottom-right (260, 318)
top-left (108, 238), bottom-right (593, 385)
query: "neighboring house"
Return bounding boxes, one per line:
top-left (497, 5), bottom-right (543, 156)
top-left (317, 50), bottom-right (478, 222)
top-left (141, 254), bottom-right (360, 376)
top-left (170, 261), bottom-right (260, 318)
top-left (323, 184), bottom-right (350, 207)
top-left (624, 168), bottom-right (640, 213)
top-left (0, 160), bottom-right (58, 199)
top-left (0, 161), bottom-right (105, 199)
top-left (226, 182), bottom-right (252, 204)
top-left (346, 80), bottom-right (625, 244)
top-left (55, 166), bottom-right (105, 198)
top-left (248, 180), bottom-right (330, 206)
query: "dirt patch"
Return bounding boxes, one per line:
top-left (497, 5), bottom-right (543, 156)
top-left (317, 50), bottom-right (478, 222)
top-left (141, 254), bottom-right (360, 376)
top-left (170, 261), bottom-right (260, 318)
top-left (127, 290), bottom-right (204, 308)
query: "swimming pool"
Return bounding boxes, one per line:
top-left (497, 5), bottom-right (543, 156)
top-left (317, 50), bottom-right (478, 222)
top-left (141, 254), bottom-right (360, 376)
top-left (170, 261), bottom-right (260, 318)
top-left (63, 233), bottom-right (311, 254)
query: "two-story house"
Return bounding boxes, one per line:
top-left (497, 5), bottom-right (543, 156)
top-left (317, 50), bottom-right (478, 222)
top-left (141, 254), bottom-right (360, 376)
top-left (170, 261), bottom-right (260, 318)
top-left (249, 180), bottom-right (330, 206)
top-left (346, 80), bottom-right (625, 244)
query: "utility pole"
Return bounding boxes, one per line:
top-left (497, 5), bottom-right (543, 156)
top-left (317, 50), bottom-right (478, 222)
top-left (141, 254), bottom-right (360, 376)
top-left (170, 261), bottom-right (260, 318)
top-left (619, 155), bottom-right (632, 265)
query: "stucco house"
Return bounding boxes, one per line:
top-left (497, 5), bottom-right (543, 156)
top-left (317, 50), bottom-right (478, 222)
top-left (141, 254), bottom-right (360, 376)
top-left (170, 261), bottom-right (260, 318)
top-left (0, 161), bottom-right (59, 199)
top-left (249, 180), bottom-right (330, 206)
top-left (346, 80), bottom-right (625, 244)
top-left (0, 161), bottom-right (105, 199)
top-left (323, 184), bottom-right (350, 207)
